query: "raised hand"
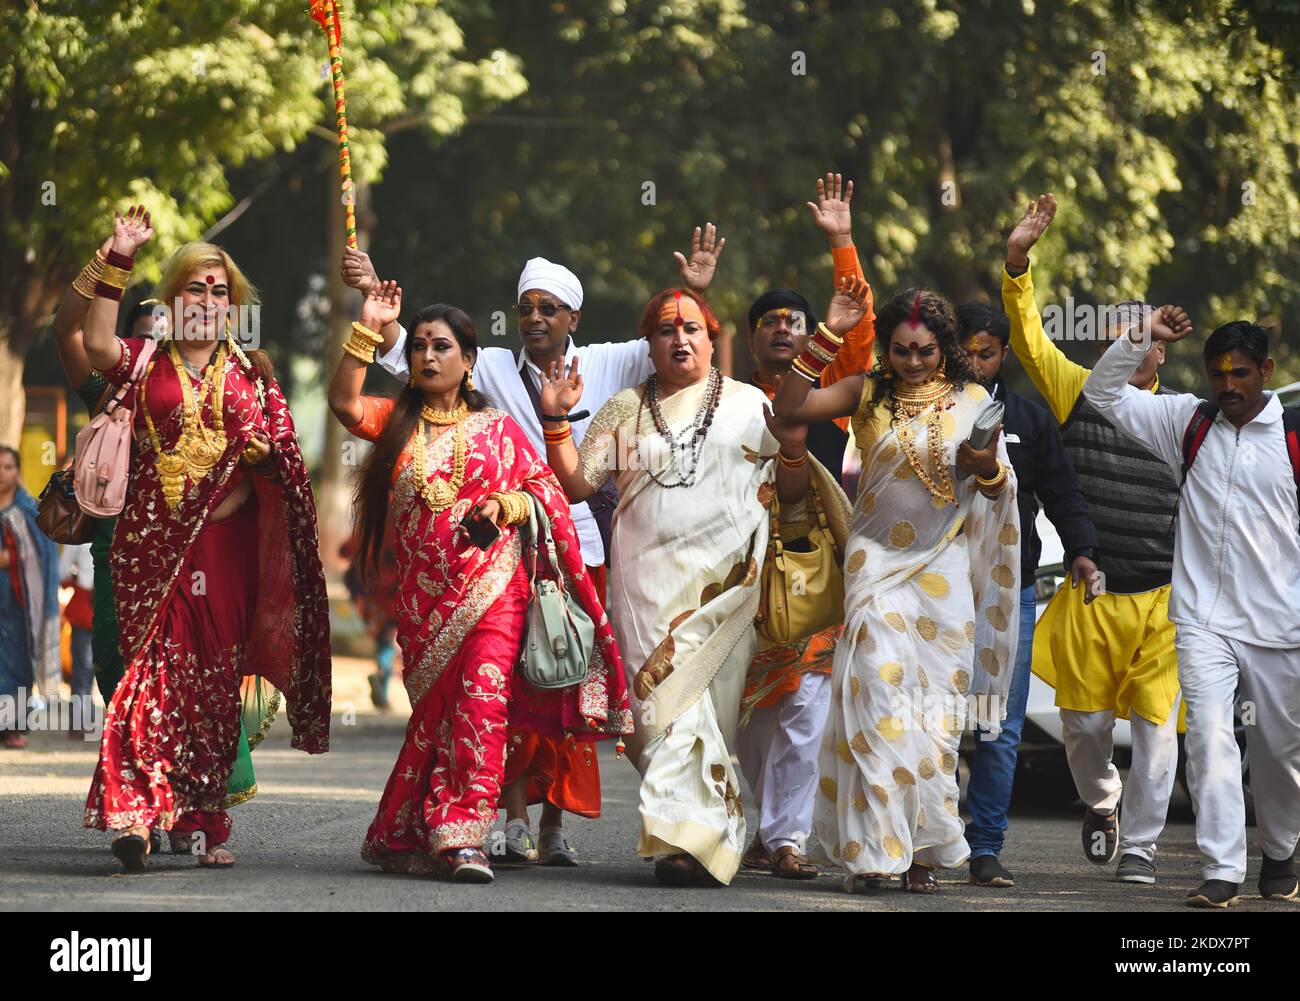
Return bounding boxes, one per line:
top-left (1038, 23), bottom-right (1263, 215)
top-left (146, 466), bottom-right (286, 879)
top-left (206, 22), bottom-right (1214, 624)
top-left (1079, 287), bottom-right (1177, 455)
top-left (1146, 304), bottom-right (1193, 344)
top-left (1006, 193), bottom-right (1056, 268)
top-left (673, 223), bottom-right (726, 292)
top-left (763, 401), bottom-right (809, 455)
top-left (341, 247), bottom-right (380, 294)
top-left (806, 172), bottom-right (855, 247)
top-left (825, 275), bottom-right (872, 335)
top-left (538, 357), bottom-right (584, 417)
top-left (361, 280), bottom-right (402, 330)
top-left (111, 204), bottom-right (153, 257)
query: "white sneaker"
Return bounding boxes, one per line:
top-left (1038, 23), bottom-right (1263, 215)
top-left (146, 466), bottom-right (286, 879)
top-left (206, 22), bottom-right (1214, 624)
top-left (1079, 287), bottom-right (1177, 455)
top-left (499, 818), bottom-right (535, 863)
top-left (539, 827), bottom-right (578, 867)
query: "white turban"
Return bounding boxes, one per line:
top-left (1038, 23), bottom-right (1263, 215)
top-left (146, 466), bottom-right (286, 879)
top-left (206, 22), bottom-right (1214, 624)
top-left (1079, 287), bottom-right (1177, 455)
top-left (517, 257), bottom-right (583, 310)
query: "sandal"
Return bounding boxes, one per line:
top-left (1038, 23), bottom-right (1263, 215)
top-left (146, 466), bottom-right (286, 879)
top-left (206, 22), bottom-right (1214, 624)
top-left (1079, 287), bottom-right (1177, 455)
top-left (111, 825), bottom-right (152, 873)
top-left (654, 853), bottom-right (723, 888)
top-left (741, 835), bottom-right (772, 871)
top-left (900, 863), bottom-right (939, 894)
top-left (169, 832), bottom-right (195, 855)
top-left (199, 845), bottom-right (236, 868)
top-left (444, 847), bottom-right (494, 884)
top-left (771, 845), bottom-right (818, 880)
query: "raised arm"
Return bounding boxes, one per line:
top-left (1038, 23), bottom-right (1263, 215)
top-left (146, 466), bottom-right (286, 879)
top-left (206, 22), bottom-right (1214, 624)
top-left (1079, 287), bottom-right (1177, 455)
top-left (1001, 194), bottom-right (1089, 425)
top-left (1082, 307), bottom-right (1197, 470)
top-left (341, 246), bottom-right (405, 370)
top-left (82, 206), bottom-right (153, 373)
top-left (806, 172), bottom-right (876, 381)
top-left (51, 235), bottom-right (115, 388)
top-left (537, 356), bottom-right (597, 503)
top-left (329, 281), bottom-right (402, 428)
top-left (772, 275), bottom-right (871, 424)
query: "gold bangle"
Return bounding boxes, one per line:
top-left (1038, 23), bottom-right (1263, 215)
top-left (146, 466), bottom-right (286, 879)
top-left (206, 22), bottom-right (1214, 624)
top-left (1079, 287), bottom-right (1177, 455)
top-left (351, 321), bottom-right (383, 345)
top-left (791, 356), bottom-right (820, 383)
top-left (778, 449), bottom-right (809, 468)
top-left (807, 340), bottom-right (836, 365)
top-left (98, 262), bottom-right (132, 289)
top-left (72, 253), bottom-right (106, 299)
top-left (342, 337), bottom-right (375, 364)
top-left (975, 462), bottom-right (1006, 488)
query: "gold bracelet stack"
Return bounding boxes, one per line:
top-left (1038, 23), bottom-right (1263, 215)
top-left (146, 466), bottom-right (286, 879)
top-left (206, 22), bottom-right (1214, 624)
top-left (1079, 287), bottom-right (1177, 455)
top-left (72, 252), bottom-right (107, 299)
top-left (791, 322), bottom-right (846, 383)
top-left (343, 321), bottom-right (384, 364)
top-left (777, 449), bottom-right (809, 468)
top-left (976, 461), bottom-right (1009, 496)
top-left (488, 490), bottom-right (532, 526)
top-left (94, 250), bottom-right (135, 301)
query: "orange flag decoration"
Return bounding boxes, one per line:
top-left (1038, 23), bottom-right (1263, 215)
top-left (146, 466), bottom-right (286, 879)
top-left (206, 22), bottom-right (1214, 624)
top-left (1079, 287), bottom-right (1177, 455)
top-left (309, 0), bottom-right (356, 247)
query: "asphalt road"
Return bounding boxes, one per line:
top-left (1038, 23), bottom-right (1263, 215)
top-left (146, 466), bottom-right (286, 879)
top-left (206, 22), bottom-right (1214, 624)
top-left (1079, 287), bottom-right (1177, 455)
top-left (2, 704), bottom-right (1295, 913)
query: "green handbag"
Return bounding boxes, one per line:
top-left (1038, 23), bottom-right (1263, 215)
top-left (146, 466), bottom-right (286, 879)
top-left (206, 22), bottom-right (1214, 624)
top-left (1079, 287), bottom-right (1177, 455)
top-left (520, 494), bottom-right (597, 689)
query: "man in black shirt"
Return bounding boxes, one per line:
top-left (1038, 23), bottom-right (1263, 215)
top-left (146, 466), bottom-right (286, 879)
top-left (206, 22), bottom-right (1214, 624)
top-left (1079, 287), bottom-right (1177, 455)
top-left (958, 302), bottom-right (1101, 887)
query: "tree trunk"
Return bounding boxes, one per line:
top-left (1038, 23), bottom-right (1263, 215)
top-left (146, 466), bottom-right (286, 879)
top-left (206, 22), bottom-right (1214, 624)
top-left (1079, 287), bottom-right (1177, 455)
top-left (0, 326), bottom-right (25, 448)
top-left (313, 168), bottom-right (372, 576)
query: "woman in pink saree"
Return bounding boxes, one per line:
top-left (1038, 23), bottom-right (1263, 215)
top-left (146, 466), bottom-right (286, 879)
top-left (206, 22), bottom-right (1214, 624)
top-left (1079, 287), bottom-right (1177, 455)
top-left (329, 282), bottom-right (631, 883)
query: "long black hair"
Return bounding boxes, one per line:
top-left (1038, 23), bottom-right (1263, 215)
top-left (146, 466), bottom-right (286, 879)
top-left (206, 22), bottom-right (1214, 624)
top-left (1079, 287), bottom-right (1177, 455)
top-left (354, 303), bottom-right (486, 577)
top-left (867, 288), bottom-right (975, 412)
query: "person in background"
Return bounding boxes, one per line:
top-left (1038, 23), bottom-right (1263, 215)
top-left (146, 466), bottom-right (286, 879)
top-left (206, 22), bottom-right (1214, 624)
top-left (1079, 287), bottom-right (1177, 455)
top-left (59, 536), bottom-right (97, 738)
top-left (1002, 194), bottom-right (1185, 886)
top-left (0, 446), bottom-right (60, 749)
top-left (958, 301), bottom-right (1100, 887)
top-left (1084, 317), bottom-right (1300, 908)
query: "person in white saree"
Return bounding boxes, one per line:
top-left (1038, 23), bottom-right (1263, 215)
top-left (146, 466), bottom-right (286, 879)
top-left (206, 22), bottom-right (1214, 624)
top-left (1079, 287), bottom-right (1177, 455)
top-left (537, 285), bottom-right (864, 886)
top-left (775, 286), bottom-right (1022, 893)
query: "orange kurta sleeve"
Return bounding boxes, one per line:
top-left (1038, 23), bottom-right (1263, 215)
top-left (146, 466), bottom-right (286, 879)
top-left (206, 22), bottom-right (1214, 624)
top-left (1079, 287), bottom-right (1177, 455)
top-left (821, 243), bottom-right (877, 431)
top-left (346, 395), bottom-right (398, 442)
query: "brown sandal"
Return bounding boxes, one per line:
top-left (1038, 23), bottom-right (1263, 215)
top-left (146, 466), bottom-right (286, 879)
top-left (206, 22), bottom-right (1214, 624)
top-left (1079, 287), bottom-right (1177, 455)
top-left (199, 845), bottom-right (236, 868)
top-left (900, 863), bottom-right (939, 893)
top-left (741, 835), bottom-right (772, 871)
top-left (771, 845), bottom-right (819, 880)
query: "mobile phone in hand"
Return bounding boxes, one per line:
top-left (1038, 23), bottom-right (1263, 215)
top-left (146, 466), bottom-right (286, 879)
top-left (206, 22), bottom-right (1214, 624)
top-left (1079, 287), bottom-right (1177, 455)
top-left (459, 507), bottom-right (500, 550)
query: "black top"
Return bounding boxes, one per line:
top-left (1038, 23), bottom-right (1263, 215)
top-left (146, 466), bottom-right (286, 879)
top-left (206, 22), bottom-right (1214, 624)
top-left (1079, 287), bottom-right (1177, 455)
top-left (992, 379), bottom-right (1098, 584)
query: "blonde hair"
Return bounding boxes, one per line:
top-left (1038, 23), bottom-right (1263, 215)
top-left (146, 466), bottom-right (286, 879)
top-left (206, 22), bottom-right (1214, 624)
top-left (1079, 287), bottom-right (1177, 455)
top-left (155, 241), bottom-right (260, 320)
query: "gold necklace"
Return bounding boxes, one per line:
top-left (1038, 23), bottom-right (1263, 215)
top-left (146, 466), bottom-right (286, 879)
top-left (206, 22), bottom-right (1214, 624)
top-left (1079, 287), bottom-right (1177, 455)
top-left (891, 376), bottom-right (956, 505)
top-left (410, 402), bottom-right (470, 512)
top-left (142, 343), bottom-right (228, 510)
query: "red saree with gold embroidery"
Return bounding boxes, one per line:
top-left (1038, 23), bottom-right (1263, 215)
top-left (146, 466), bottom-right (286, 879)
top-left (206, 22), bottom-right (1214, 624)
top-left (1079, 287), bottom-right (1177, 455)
top-left (347, 398), bottom-right (631, 871)
top-left (84, 337), bottom-right (331, 843)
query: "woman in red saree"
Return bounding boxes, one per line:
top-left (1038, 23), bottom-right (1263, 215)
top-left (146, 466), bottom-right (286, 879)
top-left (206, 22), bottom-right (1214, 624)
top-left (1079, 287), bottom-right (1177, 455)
top-left (329, 282), bottom-right (631, 883)
top-left (78, 206), bottom-right (332, 871)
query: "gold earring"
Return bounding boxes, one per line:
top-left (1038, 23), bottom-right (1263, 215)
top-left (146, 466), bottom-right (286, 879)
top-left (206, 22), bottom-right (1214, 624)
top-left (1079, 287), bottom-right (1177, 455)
top-left (465, 369), bottom-right (476, 392)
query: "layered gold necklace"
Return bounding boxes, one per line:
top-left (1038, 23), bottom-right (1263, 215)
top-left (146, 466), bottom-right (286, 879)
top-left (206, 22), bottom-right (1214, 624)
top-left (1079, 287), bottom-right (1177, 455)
top-left (410, 401), bottom-right (470, 512)
top-left (143, 341), bottom-right (229, 510)
top-left (891, 375), bottom-right (956, 505)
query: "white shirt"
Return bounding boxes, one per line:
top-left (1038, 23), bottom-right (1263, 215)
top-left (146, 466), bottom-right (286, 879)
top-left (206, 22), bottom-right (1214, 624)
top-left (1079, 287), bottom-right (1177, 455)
top-left (1083, 334), bottom-right (1300, 648)
top-left (378, 329), bottom-right (655, 565)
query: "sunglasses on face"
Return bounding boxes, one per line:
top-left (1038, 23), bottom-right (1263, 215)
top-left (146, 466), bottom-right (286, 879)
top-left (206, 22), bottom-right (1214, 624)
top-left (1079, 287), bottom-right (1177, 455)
top-left (515, 300), bottom-right (569, 318)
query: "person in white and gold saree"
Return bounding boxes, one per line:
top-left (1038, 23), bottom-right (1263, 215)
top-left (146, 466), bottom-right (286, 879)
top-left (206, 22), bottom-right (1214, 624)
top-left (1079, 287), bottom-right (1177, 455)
top-left (774, 286), bottom-right (1021, 893)
top-left (538, 286), bottom-right (853, 886)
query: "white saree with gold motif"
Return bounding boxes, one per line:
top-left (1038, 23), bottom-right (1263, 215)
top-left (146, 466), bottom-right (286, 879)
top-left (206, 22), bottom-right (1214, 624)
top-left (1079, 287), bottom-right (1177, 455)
top-left (813, 379), bottom-right (1021, 879)
top-left (579, 375), bottom-right (778, 884)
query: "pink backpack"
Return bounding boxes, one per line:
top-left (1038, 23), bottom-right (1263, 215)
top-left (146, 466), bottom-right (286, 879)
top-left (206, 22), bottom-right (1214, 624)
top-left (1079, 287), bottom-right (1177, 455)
top-left (74, 339), bottom-right (157, 517)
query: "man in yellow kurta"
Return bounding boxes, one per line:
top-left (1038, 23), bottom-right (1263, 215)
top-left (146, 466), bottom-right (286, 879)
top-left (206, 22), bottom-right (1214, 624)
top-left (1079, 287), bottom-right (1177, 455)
top-left (1001, 194), bottom-right (1183, 886)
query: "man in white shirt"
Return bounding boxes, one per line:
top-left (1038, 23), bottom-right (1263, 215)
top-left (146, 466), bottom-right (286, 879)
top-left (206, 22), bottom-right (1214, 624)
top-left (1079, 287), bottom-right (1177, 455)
top-left (339, 227), bottom-right (724, 866)
top-left (1084, 314), bottom-right (1300, 908)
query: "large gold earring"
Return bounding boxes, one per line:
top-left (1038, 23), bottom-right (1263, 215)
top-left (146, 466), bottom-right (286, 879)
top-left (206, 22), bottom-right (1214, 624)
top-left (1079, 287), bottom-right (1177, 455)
top-left (465, 369), bottom-right (476, 392)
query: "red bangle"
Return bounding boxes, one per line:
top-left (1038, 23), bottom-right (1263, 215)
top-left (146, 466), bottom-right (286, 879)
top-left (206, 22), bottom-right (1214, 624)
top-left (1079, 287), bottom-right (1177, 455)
top-left (93, 280), bottom-right (125, 301)
top-left (105, 249), bottom-right (135, 269)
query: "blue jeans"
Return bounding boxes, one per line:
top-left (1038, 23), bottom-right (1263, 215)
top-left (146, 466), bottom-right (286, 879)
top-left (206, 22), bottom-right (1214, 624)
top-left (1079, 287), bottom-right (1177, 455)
top-left (965, 584), bottom-right (1036, 859)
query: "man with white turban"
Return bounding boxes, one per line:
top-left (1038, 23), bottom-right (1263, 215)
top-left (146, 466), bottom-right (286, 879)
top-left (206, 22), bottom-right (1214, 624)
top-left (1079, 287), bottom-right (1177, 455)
top-left (340, 226), bottom-right (726, 865)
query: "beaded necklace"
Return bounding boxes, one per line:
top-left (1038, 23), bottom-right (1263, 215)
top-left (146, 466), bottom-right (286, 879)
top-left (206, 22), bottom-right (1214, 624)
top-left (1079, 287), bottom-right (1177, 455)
top-left (637, 367), bottom-right (723, 489)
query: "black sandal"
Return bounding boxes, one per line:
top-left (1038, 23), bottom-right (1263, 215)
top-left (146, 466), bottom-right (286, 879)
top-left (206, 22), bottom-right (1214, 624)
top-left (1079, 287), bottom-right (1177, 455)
top-left (111, 826), bottom-right (152, 873)
top-left (900, 864), bottom-right (939, 893)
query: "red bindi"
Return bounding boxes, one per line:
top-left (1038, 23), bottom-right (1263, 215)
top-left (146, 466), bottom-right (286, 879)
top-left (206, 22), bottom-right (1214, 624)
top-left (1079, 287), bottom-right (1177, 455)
top-left (673, 290), bottom-right (684, 327)
top-left (908, 341), bottom-right (921, 352)
top-left (206, 275), bottom-right (215, 284)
